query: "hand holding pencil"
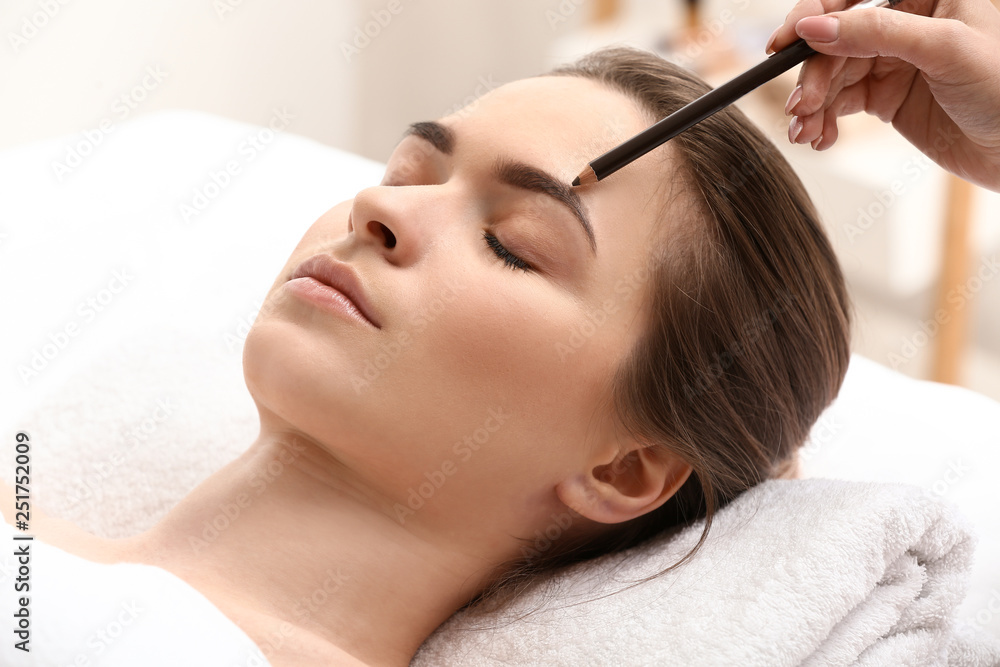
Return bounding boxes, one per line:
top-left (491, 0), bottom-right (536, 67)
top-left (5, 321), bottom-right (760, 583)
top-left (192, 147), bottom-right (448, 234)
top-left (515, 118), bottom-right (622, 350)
top-left (573, 0), bottom-right (904, 187)
top-left (573, 0), bottom-right (1000, 194)
top-left (769, 0), bottom-right (1000, 192)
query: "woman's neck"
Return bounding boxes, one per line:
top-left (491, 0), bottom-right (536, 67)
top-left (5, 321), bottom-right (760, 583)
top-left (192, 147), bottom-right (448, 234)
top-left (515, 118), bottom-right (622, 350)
top-left (123, 418), bottom-right (491, 666)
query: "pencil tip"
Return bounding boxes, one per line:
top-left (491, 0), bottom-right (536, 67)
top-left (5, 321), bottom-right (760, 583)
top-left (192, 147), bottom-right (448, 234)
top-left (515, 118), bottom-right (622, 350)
top-left (574, 165), bottom-right (598, 186)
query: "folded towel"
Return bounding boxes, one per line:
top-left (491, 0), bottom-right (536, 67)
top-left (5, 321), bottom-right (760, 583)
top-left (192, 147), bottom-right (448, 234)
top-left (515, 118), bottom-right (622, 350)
top-left (411, 478), bottom-right (1000, 666)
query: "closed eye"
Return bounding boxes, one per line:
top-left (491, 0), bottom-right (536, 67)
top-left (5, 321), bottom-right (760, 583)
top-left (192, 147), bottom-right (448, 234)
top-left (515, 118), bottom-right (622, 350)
top-left (483, 231), bottom-right (532, 272)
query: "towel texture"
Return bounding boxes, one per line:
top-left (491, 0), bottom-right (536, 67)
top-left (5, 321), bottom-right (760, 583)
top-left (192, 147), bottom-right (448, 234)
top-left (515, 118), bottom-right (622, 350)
top-left (411, 479), bottom-right (997, 666)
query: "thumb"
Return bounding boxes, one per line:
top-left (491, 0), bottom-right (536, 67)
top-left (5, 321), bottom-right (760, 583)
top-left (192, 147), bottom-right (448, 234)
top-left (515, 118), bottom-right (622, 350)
top-left (795, 8), bottom-right (968, 80)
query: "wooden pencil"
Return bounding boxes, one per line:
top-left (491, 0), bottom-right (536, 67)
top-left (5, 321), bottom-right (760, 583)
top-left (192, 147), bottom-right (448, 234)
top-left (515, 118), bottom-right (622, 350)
top-left (571, 0), bottom-right (901, 187)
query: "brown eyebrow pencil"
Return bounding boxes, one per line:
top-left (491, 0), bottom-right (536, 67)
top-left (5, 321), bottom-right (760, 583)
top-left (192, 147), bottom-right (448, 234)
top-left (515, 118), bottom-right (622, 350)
top-left (572, 0), bottom-right (904, 187)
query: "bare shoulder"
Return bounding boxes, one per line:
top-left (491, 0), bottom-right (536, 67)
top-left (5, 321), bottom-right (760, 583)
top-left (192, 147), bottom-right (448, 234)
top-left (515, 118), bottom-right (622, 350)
top-left (219, 605), bottom-right (371, 667)
top-left (257, 637), bottom-right (371, 667)
top-left (0, 478), bottom-right (124, 563)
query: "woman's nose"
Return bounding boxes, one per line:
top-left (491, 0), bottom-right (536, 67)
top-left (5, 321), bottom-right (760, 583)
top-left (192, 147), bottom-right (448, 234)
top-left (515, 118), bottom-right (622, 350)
top-left (365, 218), bottom-right (396, 249)
top-left (349, 186), bottom-right (419, 266)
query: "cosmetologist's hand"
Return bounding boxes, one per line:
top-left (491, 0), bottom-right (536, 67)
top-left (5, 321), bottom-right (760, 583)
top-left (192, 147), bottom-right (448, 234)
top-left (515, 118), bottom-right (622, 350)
top-left (766, 0), bottom-right (1000, 192)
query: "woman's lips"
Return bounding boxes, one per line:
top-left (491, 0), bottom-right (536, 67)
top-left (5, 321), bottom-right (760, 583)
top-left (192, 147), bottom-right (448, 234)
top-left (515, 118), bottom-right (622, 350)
top-left (287, 255), bottom-right (381, 328)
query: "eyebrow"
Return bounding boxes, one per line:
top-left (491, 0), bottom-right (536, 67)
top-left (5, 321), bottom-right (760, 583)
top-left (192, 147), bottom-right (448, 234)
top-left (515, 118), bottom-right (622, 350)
top-left (405, 121), bottom-right (454, 155)
top-left (492, 158), bottom-right (596, 255)
top-left (404, 121), bottom-right (596, 255)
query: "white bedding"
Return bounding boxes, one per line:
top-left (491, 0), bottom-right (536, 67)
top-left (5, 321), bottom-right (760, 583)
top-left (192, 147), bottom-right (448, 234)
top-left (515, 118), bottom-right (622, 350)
top-left (1, 110), bottom-right (998, 650)
top-left (0, 520), bottom-right (269, 666)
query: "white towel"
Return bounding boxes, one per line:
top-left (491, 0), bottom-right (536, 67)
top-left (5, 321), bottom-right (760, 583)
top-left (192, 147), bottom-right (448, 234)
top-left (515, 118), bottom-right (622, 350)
top-left (0, 520), bottom-right (271, 666)
top-left (412, 478), bottom-right (1000, 667)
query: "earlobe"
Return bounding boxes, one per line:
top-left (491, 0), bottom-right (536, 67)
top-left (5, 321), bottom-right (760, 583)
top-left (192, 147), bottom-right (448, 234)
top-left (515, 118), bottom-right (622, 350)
top-left (555, 446), bottom-right (693, 525)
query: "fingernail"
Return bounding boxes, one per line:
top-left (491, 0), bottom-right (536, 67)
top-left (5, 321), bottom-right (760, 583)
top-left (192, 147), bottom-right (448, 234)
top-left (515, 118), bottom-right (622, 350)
top-left (764, 26), bottom-right (780, 54)
top-left (784, 85), bottom-right (802, 116)
top-left (789, 117), bottom-right (803, 143)
top-left (796, 16), bottom-right (839, 42)
top-left (811, 135), bottom-right (824, 150)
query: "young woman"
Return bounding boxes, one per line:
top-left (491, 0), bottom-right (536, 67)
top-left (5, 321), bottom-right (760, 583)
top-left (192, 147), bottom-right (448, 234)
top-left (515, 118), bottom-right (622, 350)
top-left (2, 47), bottom-right (850, 666)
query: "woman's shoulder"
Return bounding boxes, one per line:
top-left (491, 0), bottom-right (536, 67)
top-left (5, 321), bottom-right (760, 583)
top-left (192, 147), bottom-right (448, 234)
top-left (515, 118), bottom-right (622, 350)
top-left (0, 478), bottom-right (126, 563)
top-left (0, 481), bottom-right (365, 665)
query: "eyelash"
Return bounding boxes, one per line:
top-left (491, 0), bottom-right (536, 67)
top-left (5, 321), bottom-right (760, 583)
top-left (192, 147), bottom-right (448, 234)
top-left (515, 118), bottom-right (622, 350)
top-left (383, 170), bottom-right (533, 273)
top-left (483, 231), bottom-right (532, 273)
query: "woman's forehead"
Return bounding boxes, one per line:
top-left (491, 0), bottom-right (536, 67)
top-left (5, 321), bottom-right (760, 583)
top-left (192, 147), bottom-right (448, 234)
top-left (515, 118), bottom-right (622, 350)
top-left (439, 76), bottom-right (647, 181)
top-left (432, 75), bottom-right (681, 278)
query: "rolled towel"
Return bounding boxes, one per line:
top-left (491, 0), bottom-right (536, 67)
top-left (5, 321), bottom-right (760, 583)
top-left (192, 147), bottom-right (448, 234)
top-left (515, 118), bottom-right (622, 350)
top-left (412, 478), bottom-right (999, 666)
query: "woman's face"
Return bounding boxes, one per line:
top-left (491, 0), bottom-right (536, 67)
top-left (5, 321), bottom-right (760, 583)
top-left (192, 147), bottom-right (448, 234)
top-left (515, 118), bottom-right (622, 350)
top-left (244, 75), bottom-right (680, 554)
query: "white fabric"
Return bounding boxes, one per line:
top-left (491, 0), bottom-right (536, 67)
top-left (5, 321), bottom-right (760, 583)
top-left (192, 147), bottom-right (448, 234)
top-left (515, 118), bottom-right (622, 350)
top-left (799, 355), bottom-right (1000, 638)
top-left (0, 520), bottom-right (270, 666)
top-left (412, 478), bottom-right (1000, 666)
top-left (1, 111), bottom-right (999, 664)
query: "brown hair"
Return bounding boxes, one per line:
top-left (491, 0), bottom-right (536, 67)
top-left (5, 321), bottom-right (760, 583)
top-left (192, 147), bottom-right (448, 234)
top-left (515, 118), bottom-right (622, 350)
top-left (467, 47), bottom-right (851, 611)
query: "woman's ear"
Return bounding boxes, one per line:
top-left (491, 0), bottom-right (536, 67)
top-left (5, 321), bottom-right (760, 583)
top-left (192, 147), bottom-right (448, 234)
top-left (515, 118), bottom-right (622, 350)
top-left (555, 440), bottom-right (693, 525)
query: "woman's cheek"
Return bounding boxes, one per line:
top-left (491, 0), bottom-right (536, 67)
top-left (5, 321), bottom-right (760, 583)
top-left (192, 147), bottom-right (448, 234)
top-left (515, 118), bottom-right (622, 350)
top-left (442, 278), bottom-right (581, 381)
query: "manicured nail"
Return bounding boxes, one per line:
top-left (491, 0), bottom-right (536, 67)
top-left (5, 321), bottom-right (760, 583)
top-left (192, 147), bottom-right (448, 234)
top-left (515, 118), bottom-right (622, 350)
top-left (796, 16), bottom-right (839, 42)
top-left (784, 85), bottom-right (802, 116)
top-left (811, 135), bottom-right (824, 150)
top-left (789, 117), bottom-right (803, 143)
top-left (764, 26), bottom-right (781, 54)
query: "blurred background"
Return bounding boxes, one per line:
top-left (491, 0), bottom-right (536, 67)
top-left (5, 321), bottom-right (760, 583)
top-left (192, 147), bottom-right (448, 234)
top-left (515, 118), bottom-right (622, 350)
top-left (2, 0), bottom-right (999, 401)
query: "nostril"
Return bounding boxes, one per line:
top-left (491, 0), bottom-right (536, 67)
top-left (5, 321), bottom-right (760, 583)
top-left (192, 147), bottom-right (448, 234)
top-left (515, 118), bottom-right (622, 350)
top-left (366, 220), bottom-right (396, 249)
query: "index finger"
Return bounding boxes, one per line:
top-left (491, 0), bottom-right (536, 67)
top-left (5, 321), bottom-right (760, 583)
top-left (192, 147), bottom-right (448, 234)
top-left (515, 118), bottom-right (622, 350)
top-left (767, 0), bottom-right (852, 53)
